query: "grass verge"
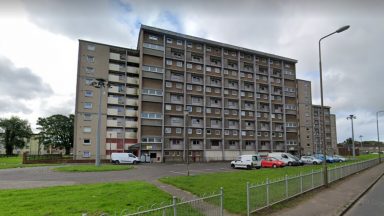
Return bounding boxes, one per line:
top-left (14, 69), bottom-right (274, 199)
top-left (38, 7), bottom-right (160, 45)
top-left (0, 181), bottom-right (172, 216)
top-left (159, 154), bottom-right (379, 214)
top-left (53, 164), bottom-right (133, 172)
top-left (0, 156), bottom-right (50, 169)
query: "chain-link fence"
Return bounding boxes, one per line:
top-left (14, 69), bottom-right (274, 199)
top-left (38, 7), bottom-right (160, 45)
top-left (121, 188), bottom-right (223, 216)
top-left (247, 158), bottom-right (380, 215)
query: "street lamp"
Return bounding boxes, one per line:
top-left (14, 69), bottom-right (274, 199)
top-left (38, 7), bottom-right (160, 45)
top-left (377, 111), bottom-right (384, 162)
top-left (184, 108), bottom-right (190, 176)
top-left (91, 78), bottom-right (111, 167)
top-left (347, 115), bottom-right (356, 157)
top-left (359, 135), bottom-right (363, 149)
top-left (318, 25), bottom-right (350, 186)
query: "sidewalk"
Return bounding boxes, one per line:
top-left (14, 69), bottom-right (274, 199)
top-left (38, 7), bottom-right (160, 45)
top-left (269, 161), bottom-right (384, 216)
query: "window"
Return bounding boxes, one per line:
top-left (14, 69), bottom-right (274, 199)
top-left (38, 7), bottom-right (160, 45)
top-left (187, 42), bottom-right (192, 48)
top-left (187, 84), bottom-right (192, 90)
top-left (225, 130), bottom-right (229, 135)
top-left (176, 61), bottom-right (183, 67)
top-left (86, 55), bottom-right (94, 63)
top-left (83, 151), bottom-right (91, 158)
top-left (206, 47), bottom-right (211, 51)
top-left (242, 131), bottom-right (246, 136)
top-left (166, 104), bottom-right (172, 111)
top-left (141, 112), bottom-right (162, 119)
top-left (196, 107), bottom-right (202, 113)
top-left (241, 111), bottom-right (246, 116)
top-left (192, 140), bottom-right (201, 145)
top-left (196, 129), bottom-right (202, 134)
top-left (85, 67), bottom-right (94, 73)
top-left (206, 87), bottom-right (211, 92)
top-left (215, 109), bottom-right (221, 114)
top-left (87, 44), bottom-right (95, 51)
top-left (83, 113), bottom-right (92, 121)
top-left (215, 130), bottom-right (221, 135)
top-left (187, 63), bottom-right (192, 69)
top-left (176, 105), bottom-right (182, 111)
top-left (188, 128), bottom-right (192, 134)
top-left (206, 66), bottom-right (211, 72)
top-left (166, 38), bottom-right (172, 43)
top-left (176, 83), bottom-right (183, 89)
top-left (177, 40), bottom-right (182, 45)
top-left (85, 78), bottom-right (93, 85)
top-left (166, 82), bottom-right (172, 87)
top-left (84, 103), bottom-right (92, 109)
top-left (196, 86), bottom-right (202, 91)
top-left (206, 108), bottom-right (211, 113)
top-left (165, 128), bottom-right (171, 134)
top-left (175, 128), bottom-right (182, 134)
top-left (83, 139), bottom-right (91, 145)
top-left (196, 65), bottom-right (202, 70)
top-left (149, 35), bottom-right (158, 40)
top-left (207, 129), bottom-right (211, 135)
top-left (214, 88), bottom-right (220, 93)
top-left (83, 127), bottom-right (91, 133)
top-left (84, 90), bottom-right (93, 97)
top-left (166, 60), bottom-right (172, 65)
top-left (233, 130), bottom-right (238, 136)
top-left (214, 68), bottom-right (220, 73)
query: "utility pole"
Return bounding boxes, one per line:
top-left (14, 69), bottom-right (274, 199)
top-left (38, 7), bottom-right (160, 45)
top-left (347, 115), bottom-right (356, 157)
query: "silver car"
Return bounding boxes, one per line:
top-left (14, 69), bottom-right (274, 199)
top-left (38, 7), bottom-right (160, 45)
top-left (300, 156), bottom-right (322, 165)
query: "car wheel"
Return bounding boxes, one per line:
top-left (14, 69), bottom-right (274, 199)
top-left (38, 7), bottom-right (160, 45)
top-left (133, 161), bottom-right (137, 165)
top-left (313, 161), bottom-right (318, 165)
top-left (288, 162), bottom-right (292, 166)
top-left (256, 166), bottom-right (261, 170)
top-left (116, 160), bottom-right (120, 165)
top-left (247, 165), bottom-right (252, 170)
top-left (231, 164), bottom-right (235, 169)
top-left (273, 164), bottom-right (277, 168)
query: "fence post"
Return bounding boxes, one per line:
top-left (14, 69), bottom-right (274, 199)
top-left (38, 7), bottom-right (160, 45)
top-left (173, 196), bottom-right (177, 216)
top-left (311, 169), bottom-right (314, 189)
top-left (300, 172), bottom-right (303, 193)
top-left (285, 175), bottom-right (288, 198)
top-left (266, 178), bottom-right (270, 207)
top-left (246, 182), bottom-right (250, 216)
top-left (220, 187), bottom-right (224, 216)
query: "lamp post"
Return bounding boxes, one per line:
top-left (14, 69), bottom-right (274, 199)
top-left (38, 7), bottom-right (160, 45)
top-left (318, 25), bottom-right (350, 186)
top-left (347, 115), bottom-right (356, 157)
top-left (91, 78), bottom-right (110, 167)
top-left (359, 135), bottom-right (363, 149)
top-left (184, 108), bottom-right (190, 176)
top-left (377, 111), bottom-right (384, 162)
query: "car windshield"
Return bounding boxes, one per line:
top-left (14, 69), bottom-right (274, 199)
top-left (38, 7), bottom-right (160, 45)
top-left (252, 156), bottom-right (258, 161)
top-left (288, 154), bottom-right (299, 160)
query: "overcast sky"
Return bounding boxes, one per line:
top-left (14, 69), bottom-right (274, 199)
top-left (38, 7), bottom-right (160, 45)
top-left (0, 0), bottom-right (383, 143)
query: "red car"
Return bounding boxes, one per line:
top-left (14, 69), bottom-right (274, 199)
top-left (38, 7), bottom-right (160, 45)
top-left (261, 157), bottom-right (285, 168)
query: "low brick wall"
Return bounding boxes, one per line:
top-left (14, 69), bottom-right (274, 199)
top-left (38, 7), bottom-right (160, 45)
top-left (22, 152), bottom-right (110, 164)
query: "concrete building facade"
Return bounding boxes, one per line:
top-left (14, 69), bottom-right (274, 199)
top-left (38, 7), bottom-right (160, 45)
top-left (74, 25), bottom-right (337, 161)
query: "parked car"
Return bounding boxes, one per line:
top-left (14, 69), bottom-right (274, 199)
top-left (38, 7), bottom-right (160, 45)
top-left (261, 157), bottom-right (285, 168)
top-left (333, 155), bottom-right (347, 162)
top-left (300, 156), bottom-right (323, 165)
top-left (111, 153), bottom-right (140, 164)
top-left (314, 154), bottom-right (334, 163)
top-left (268, 152), bottom-right (300, 166)
top-left (231, 154), bottom-right (262, 169)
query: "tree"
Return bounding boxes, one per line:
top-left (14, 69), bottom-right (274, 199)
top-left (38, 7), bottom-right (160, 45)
top-left (0, 116), bottom-right (32, 155)
top-left (36, 114), bottom-right (74, 155)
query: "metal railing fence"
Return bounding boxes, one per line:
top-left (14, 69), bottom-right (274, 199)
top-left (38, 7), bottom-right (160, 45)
top-left (121, 188), bottom-right (223, 216)
top-left (247, 158), bottom-right (380, 215)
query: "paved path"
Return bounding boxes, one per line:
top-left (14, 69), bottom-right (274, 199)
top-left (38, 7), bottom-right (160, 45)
top-left (268, 162), bottom-right (384, 216)
top-left (0, 162), bottom-right (235, 189)
top-left (343, 174), bottom-right (384, 216)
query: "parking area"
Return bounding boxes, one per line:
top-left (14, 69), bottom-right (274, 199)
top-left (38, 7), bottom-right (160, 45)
top-left (0, 162), bottom-right (235, 189)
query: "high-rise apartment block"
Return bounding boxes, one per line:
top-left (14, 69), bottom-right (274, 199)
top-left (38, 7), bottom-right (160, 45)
top-left (74, 25), bottom-right (337, 161)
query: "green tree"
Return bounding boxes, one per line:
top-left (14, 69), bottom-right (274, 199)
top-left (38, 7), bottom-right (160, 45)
top-left (0, 116), bottom-right (32, 155)
top-left (36, 114), bottom-right (74, 155)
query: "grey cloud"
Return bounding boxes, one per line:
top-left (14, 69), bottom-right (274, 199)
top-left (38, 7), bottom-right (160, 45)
top-left (39, 95), bottom-right (75, 117)
top-left (0, 57), bottom-right (53, 100)
top-left (0, 97), bottom-right (32, 114)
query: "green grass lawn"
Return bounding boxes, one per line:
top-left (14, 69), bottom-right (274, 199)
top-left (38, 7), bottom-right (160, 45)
top-left (53, 164), bottom-right (133, 172)
top-left (0, 156), bottom-right (50, 169)
top-left (160, 154), bottom-right (379, 214)
top-left (0, 181), bottom-right (172, 216)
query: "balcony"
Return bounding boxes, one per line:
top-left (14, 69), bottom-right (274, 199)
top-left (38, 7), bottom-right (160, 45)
top-left (107, 108), bottom-right (118, 115)
top-left (125, 121), bottom-right (138, 128)
top-left (108, 74), bottom-right (125, 83)
top-left (125, 110), bottom-right (138, 117)
top-left (126, 88), bottom-right (138, 95)
top-left (125, 132), bottom-right (137, 139)
top-left (107, 120), bottom-right (124, 127)
top-left (109, 53), bottom-right (125, 61)
top-left (127, 78), bottom-right (139, 85)
top-left (127, 56), bottom-right (139, 64)
top-left (106, 132), bottom-right (123, 139)
top-left (126, 99), bottom-right (138, 106)
top-left (107, 97), bottom-right (118, 104)
top-left (109, 86), bottom-right (125, 94)
top-left (127, 66), bottom-right (139, 74)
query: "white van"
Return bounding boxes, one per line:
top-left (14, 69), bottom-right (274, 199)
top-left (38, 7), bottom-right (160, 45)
top-left (111, 153), bottom-right (139, 164)
top-left (268, 152), bottom-right (300, 166)
top-left (231, 154), bottom-right (262, 169)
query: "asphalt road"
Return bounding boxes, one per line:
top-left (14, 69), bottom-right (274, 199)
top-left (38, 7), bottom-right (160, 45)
top-left (0, 162), bottom-right (236, 189)
top-left (344, 174), bottom-right (384, 216)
